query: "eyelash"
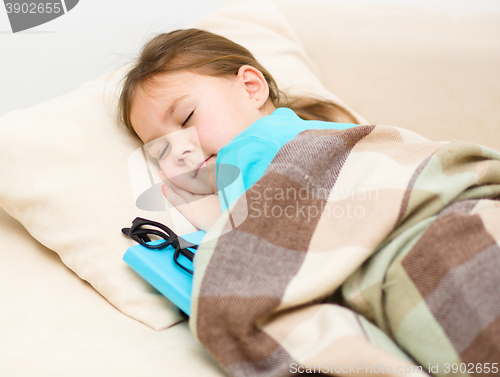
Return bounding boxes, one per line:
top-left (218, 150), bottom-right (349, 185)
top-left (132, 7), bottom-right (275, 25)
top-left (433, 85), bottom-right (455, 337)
top-left (159, 144), bottom-right (168, 160)
top-left (182, 110), bottom-right (194, 127)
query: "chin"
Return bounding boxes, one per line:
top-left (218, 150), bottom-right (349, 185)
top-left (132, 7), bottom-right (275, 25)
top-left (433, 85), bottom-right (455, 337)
top-left (190, 187), bottom-right (213, 195)
top-left (171, 175), bottom-right (214, 195)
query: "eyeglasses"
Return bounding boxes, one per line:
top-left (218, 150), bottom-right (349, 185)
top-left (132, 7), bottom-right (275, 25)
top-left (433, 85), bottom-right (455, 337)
top-left (122, 217), bottom-right (197, 274)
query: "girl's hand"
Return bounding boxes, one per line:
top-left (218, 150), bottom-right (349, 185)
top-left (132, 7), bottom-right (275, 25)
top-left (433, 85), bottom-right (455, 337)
top-left (161, 179), bottom-right (221, 232)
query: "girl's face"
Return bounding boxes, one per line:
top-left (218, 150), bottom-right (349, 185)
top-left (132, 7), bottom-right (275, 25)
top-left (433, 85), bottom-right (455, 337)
top-left (130, 68), bottom-right (274, 194)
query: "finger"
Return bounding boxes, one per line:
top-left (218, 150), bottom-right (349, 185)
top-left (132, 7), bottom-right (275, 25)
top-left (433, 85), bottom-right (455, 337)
top-left (158, 168), bottom-right (166, 181)
top-left (161, 184), bottom-right (187, 207)
top-left (163, 178), bottom-right (182, 191)
top-left (162, 184), bottom-right (200, 227)
top-left (165, 179), bottom-right (212, 206)
top-left (163, 179), bottom-right (197, 203)
top-left (158, 170), bottom-right (185, 194)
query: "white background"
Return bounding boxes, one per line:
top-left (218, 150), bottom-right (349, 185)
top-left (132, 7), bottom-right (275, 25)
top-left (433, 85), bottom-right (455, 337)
top-left (1, 0), bottom-right (499, 116)
top-left (0, 0), bottom-right (226, 116)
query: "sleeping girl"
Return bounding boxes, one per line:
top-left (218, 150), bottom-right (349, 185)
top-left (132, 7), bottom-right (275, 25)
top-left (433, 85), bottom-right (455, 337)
top-left (118, 28), bottom-right (361, 232)
top-left (118, 28), bottom-right (500, 377)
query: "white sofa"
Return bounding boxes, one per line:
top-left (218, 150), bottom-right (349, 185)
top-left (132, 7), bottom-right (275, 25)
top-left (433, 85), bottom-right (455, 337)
top-left (1, 1), bottom-right (498, 375)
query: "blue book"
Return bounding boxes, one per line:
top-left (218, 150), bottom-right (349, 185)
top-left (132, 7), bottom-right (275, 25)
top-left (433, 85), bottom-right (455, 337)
top-left (123, 230), bottom-right (206, 316)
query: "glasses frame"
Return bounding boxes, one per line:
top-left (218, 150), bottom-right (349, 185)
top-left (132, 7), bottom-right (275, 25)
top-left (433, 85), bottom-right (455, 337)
top-left (122, 217), bottom-right (197, 275)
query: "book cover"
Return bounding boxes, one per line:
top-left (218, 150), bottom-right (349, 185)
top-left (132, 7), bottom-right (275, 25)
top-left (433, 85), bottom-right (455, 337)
top-left (123, 230), bottom-right (206, 316)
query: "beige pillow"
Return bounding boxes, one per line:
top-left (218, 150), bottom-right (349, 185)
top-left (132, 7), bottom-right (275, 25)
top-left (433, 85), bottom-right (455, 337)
top-left (0, 0), bottom-right (363, 330)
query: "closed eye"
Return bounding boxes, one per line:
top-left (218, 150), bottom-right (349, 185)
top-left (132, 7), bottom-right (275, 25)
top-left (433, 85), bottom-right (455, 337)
top-left (182, 110), bottom-right (194, 127)
top-left (158, 144), bottom-right (169, 160)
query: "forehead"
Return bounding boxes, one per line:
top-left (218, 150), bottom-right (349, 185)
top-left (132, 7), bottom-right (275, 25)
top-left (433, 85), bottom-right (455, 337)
top-left (130, 72), bottom-right (192, 143)
top-left (132, 72), bottom-right (192, 115)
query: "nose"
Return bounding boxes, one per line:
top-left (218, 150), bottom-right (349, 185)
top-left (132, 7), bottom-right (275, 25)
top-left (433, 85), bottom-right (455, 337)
top-left (171, 141), bottom-right (195, 165)
top-left (162, 127), bottom-right (201, 167)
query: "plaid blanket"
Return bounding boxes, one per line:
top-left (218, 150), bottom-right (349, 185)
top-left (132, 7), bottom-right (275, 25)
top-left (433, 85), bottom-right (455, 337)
top-left (189, 125), bottom-right (500, 377)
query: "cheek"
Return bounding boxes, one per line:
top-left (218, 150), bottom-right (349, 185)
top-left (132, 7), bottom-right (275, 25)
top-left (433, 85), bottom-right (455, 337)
top-left (169, 175), bottom-right (189, 189)
top-left (162, 167), bottom-right (191, 191)
top-left (159, 160), bottom-right (180, 180)
top-left (196, 124), bottom-right (234, 153)
top-left (195, 127), bottom-right (217, 152)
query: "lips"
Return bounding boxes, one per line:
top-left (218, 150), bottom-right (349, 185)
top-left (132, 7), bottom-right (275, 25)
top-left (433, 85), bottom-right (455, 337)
top-left (194, 155), bottom-right (214, 178)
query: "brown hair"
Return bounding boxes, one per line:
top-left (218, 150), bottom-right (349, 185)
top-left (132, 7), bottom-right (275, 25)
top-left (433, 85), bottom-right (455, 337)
top-left (118, 28), bottom-right (359, 136)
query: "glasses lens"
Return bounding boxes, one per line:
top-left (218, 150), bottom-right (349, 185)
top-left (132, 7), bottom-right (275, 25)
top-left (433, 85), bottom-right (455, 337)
top-left (173, 244), bottom-right (195, 274)
top-left (126, 218), bottom-right (195, 274)
top-left (129, 218), bottom-right (175, 249)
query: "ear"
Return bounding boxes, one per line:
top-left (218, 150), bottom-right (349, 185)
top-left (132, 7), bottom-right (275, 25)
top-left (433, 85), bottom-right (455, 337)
top-left (236, 65), bottom-right (270, 110)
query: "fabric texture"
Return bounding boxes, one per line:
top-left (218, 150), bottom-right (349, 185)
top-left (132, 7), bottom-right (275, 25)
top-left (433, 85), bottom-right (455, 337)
top-left (216, 107), bottom-right (357, 212)
top-left (0, 0), bottom-right (361, 330)
top-left (190, 125), bottom-right (500, 376)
